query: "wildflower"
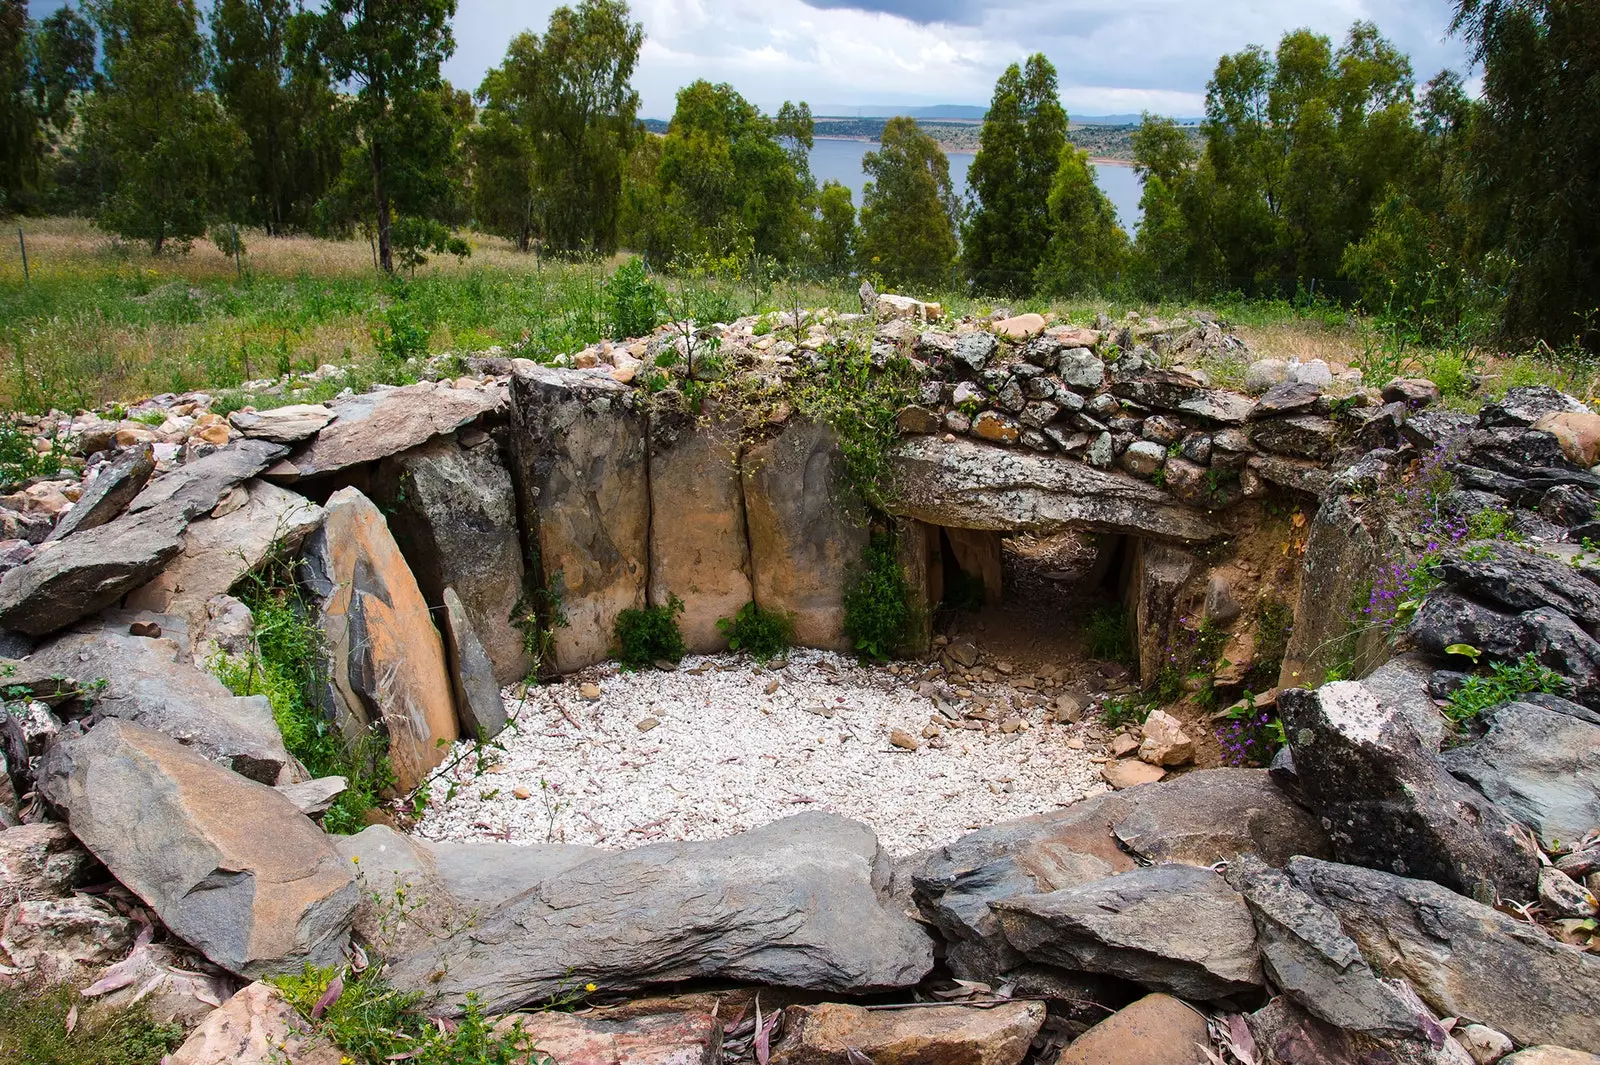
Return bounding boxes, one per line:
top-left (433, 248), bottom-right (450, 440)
top-left (584, 982), bottom-right (598, 992)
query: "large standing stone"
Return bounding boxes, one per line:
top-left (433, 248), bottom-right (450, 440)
top-left (1128, 540), bottom-right (1196, 685)
top-left (302, 487), bottom-right (458, 790)
top-left (27, 613), bottom-right (294, 784)
top-left (38, 720), bottom-right (357, 978)
top-left (441, 587), bottom-right (507, 740)
top-left (509, 366), bottom-right (648, 672)
top-left (46, 443), bottom-right (155, 542)
top-left (742, 419), bottom-right (869, 651)
top-left (124, 480), bottom-right (323, 654)
top-left (888, 436), bottom-right (1224, 544)
top-left (1279, 681), bottom-right (1539, 901)
top-left (649, 407), bottom-right (754, 652)
top-left (275, 381), bottom-right (504, 480)
top-left (1440, 701), bottom-right (1600, 845)
top-left (373, 435), bottom-right (528, 684)
top-left (1289, 857), bottom-right (1600, 1051)
top-left (385, 813), bottom-right (934, 1014)
top-left (994, 864), bottom-right (1262, 1001)
top-left (771, 1001), bottom-right (1045, 1065)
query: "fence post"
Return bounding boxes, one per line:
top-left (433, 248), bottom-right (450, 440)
top-left (232, 223), bottom-right (242, 280)
top-left (16, 226), bottom-right (28, 282)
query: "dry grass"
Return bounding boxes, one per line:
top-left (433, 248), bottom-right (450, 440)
top-left (1235, 319), bottom-right (1367, 370)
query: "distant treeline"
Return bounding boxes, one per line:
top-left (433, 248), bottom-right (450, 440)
top-left (1, 0), bottom-right (1594, 349)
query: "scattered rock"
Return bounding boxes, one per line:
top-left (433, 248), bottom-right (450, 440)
top-left (165, 981), bottom-right (343, 1065)
top-left (1454, 1025), bottom-right (1515, 1065)
top-left (1502, 1050), bottom-right (1600, 1065)
top-left (580, 682), bottom-right (602, 701)
top-left (276, 381), bottom-right (502, 479)
top-left (993, 313), bottom-right (1046, 341)
top-left (226, 404), bottom-right (335, 444)
top-left (1056, 993), bottom-right (1209, 1065)
top-left (0, 822), bottom-right (96, 900)
top-left (38, 719), bottom-right (357, 978)
top-left (1479, 387), bottom-right (1589, 429)
top-left (972, 410), bottom-right (1021, 444)
top-left (1102, 759), bottom-right (1165, 789)
top-left (890, 728), bottom-right (922, 751)
top-left (493, 1008), bottom-right (723, 1065)
top-left (1120, 440), bottom-right (1167, 479)
top-left (1440, 700), bottom-right (1600, 846)
top-left (46, 444), bottom-right (155, 542)
top-left (1534, 410), bottom-right (1600, 470)
top-left (1, 895), bottom-right (134, 979)
top-left (1252, 381), bottom-right (1323, 418)
top-left (1383, 378), bottom-right (1443, 407)
top-left (274, 776), bottom-right (348, 818)
top-left (1138, 709), bottom-right (1195, 766)
top-left (771, 1000), bottom-right (1045, 1065)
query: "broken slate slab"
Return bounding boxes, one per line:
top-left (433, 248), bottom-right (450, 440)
top-left (1440, 700), bottom-right (1600, 846)
top-left (125, 439), bottom-right (287, 520)
top-left (46, 444), bottom-right (155, 542)
top-left (274, 381), bottom-right (504, 480)
top-left (441, 586), bottom-right (507, 741)
top-left (226, 404), bottom-right (335, 444)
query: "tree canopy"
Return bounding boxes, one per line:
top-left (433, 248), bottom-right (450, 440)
top-left (858, 116), bottom-right (959, 291)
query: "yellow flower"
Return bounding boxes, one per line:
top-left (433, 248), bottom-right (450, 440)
top-left (584, 983), bottom-right (597, 992)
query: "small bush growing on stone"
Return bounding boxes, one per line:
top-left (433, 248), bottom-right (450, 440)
top-left (604, 257), bottom-right (661, 340)
top-left (0, 975), bottom-right (184, 1065)
top-left (717, 601), bottom-right (794, 662)
top-left (0, 420), bottom-right (62, 491)
top-left (843, 533), bottom-right (912, 661)
top-left (613, 594), bottom-right (686, 669)
top-left (1444, 652), bottom-right (1569, 725)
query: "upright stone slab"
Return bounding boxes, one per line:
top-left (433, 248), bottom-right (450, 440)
top-left (1127, 539), bottom-right (1196, 686)
top-left (648, 406), bottom-right (753, 653)
top-left (741, 418), bottom-right (869, 651)
top-left (373, 436), bottom-right (528, 684)
top-left (509, 366), bottom-right (648, 673)
top-left (301, 487), bottom-right (457, 791)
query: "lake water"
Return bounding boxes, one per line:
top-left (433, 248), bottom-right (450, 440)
top-left (808, 137), bottom-right (1144, 233)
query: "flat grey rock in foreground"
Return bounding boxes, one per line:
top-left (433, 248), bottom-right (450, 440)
top-left (384, 813), bottom-right (935, 1014)
top-left (38, 720), bottom-right (356, 979)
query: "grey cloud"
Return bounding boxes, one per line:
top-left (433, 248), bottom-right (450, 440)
top-left (799, 0), bottom-right (985, 26)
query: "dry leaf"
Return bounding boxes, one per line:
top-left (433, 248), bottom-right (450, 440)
top-left (64, 1004), bottom-right (77, 1034)
top-left (312, 973), bottom-right (344, 1019)
top-left (846, 1049), bottom-right (875, 1065)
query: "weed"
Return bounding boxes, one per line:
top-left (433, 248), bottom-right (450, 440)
top-left (373, 301), bottom-right (431, 368)
top-left (1216, 690), bottom-right (1285, 767)
top-left (612, 594), bottom-right (686, 670)
top-left (1444, 652), bottom-right (1569, 725)
top-left (1100, 696), bottom-right (1148, 729)
top-left (0, 420), bottom-right (62, 490)
top-left (1085, 604), bottom-right (1134, 664)
top-left (604, 257), bottom-right (661, 340)
top-left (716, 601), bottom-right (795, 662)
top-left (128, 409), bottom-right (168, 426)
top-left (1248, 598), bottom-right (1293, 690)
top-left (0, 975), bottom-right (184, 1065)
top-left (843, 532), bottom-right (912, 661)
top-left (789, 331), bottom-right (918, 509)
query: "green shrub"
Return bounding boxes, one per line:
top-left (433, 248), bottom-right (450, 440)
top-left (1100, 696), bottom-right (1149, 729)
top-left (0, 420), bottom-right (62, 491)
top-left (1247, 598), bottom-right (1294, 689)
top-left (604, 257), bottom-right (661, 340)
top-left (717, 601), bottom-right (794, 661)
top-left (1445, 652), bottom-right (1569, 724)
top-left (0, 976), bottom-right (184, 1065)
top-left (613, 593), bottom-right (686, 669)
top-left (274, 967), bottom-right (550, 1065)
top-left (843, 533), bottom-right (912, 660)
top-left (1085, 604), bottom-right (1133, 663)
top-left (372, 302), bottom-right (431, 366)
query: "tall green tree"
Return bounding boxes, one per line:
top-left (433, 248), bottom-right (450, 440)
top-left (963, 54), bottom-right (1068, 294)
top-left (858, 116), bottom-right (958, 290)
top-left (1034, 145), bottom-right (1128, 296)
top-left (29, 4), bottom-right (97, 133)
top-left (212, 0), bottom-right (341, 233)
top-left (0, 0), bottom-right (38, 213)
top-left (80, 0), bottom-right (244, 252)
top-left (474, 0), bottom-right (643, 254)
top-left (296, 0), bottom-right (458, 272)
top-left (811, 179), bottom-right (856, 278)
top-left (1453, 0), bottom-right (1600, 349)
top-left (1127, 114), bottom-right (1213, 293)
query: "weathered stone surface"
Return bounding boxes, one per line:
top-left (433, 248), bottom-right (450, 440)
top-left (1289, 857), bottom-right (1600, 1051)
top-left (1279, 681), bottom-right (1539, 901)
top-left (28, 613), bottom-right (294, 783)
top-left (1411, 595), bottom-right (1600, 705)
top-left (743, 419), bottom-right (869, 651)
top-left (0, 822), bottom-right (96, 900)
top-left (442, 587), bottom-right (507, 740)
top-left (1440, 701), bottom-right (1600, 845)
top-left (1246, 992), bottom-right (1473, 1065)
top-left (889, 436), bottom-right (1223, 543)
top-left (1, 894), bottom-right (134, 978)
top-left (1383, 378), bottom-right (1443, 407)
top-left (509, 366), bottom-right (648, 671)
top-left (1435, 542), bottom-right (1600, 631)
top-left (494, 1010), bottom-right (721, 1065)
top-left (995, 863), bottom-right (1262, 1000)
top-left (386, 813), bottom-right (934, 1014)
top-left (1233, 858), bottom-right (1421, 1035)
top-left (1360, 653), bottom-right (1451, 751)
top-left (1503, 1050), bottom-right (1600, 1065)
top-left (372, 435), bottom-right (528, 684)
top-left (649, 409), bottom-right (754, 653)
top-left (127, 439), bottom-right (288, 520)
top-left (46, 444), bottom-right (154, 542)
top-left (38, 720), bottom-right (357, 978)
top-left (275, 776), bottom-right (347, 817)
top-left (1139, 708), bottom-right (1195, 766)
top-left (1479, 387), bottom-right (1589, 429)
top-left (1252, 381), bottom-right (1323, 418)
top-left (1456, 1025), bottom-right (1515, 1065)
top-left (226, 403), bottom-right (335, 444)
top-left (166, 981), bottom-right (343, 1065)
top-left (1251, 415), bottom-right (1336, 460)
top-left (1057, 994), bottom-right (1209, 1065)
top-left (771, 1001), bottom-right (1045, 1065)
top-left (1534, 411), bottom-right (1600, 468)
top-left (994, 313), bottom-right (1046, 341)
top-left (952, 332), bottom-right (998, 373)
top-left (1128, 540), bottom-right (1196, 685)
top-left (124, 480), bottom-right (323, 651)
top-left (972, 409), bottom-right (1021, 443)
top-left (1107, 768), bottom-right (1331, 867)
top-left (1103, 759), bottom-right (1165, 788)
top-left (302, 487), bottom-right (457, 791)
top-left (1120, 440), bottom-right (1166, 478)
top-left (280, 381), bottom-right (502, 479)
top-left (1059, 348), bottom-right (1106, 391)
top-left (1112, 369), bottom-right (1255, 424)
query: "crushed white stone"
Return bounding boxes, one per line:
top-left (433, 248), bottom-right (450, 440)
top-left (413, 649), bottom-right (1108, 855)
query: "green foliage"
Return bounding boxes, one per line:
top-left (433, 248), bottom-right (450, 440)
top-left (215, 543), bottom-right (393, 833)
top-left (811, 179), bottom-right (857, 278)
top-left (603, 255), bottom-right (659, 339)
top-left (1033, 144), bottom-right (1129, 297)
top-left (716, 601), bottom-right (794, 662)
top-left (1444, 652), bottom-right (1568, 724)
top-left (473, 0), bottom-right (643, 255)
top-left (1086, 604), bottom-right (1134, 663)
top-left (964, 54), bottom-right (1068, 295)
top-left (843, 532), bottom-right (912, 661)
top-left (612, 592), bottom-right (685, 669)
top-left (1248, 597), bottom-right (1294, 689)
top-left (1099, 695), bottom-right (1149, 729)
top-left (0, 418), bottom-right (61, 489)
top-left (788, 332), bottom-right (917, 508)
top-left (858, 116), bottom-right (959, 290)
top-left (274, 966), bottom-right (550, 1065)
top-left (372, 300), bottom-right (431, 367)
top-left (0, 975), bottom-right (184, 1065)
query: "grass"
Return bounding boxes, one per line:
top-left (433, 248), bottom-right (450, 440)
top-left (0, 976), bottom-right (184, 1065)
top-left (1085, 603), bottom-right (1134, 663)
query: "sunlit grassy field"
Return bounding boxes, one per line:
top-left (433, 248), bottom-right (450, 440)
top-left (0, 217), bottom-right (1592, 413)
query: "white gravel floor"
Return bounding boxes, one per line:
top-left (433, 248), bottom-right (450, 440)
top-left (413, 649), bottom-right (1108, 855)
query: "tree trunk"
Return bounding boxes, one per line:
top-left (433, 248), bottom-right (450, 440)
top-left (370, 141), bottom-right (393, 273)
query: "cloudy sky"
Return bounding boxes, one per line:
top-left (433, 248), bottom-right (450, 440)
top-left (30, 0), bottom-right (1473, 119)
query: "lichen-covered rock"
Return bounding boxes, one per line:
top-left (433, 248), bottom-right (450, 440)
top-left (302, 487), bottom-right (457, 790)
top-left (38, 720), bottom-right (357, 978)
top-left (226, 403), bottom-right (335, 444)
top-left (275, 381), bottom-right (502, 479)
top-left (772, 1001), bottom-right (1045, 1065)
